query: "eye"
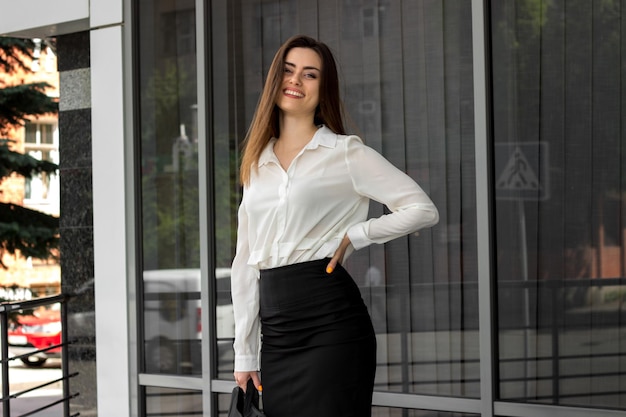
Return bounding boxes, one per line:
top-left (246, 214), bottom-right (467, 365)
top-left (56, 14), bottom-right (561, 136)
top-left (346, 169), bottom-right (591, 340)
top-left (284, 67), bottom-right (293, 74)
top-left (304, 73), bottom-right (317, 79)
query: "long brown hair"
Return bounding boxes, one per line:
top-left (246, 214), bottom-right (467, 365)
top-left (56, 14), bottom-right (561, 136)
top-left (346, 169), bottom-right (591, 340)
top-left (239, 35), bottom-right (346, 185)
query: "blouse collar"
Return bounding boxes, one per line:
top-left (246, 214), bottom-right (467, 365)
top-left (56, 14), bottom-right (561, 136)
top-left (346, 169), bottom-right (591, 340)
top-left (258, 125), bottom-right (337, 167)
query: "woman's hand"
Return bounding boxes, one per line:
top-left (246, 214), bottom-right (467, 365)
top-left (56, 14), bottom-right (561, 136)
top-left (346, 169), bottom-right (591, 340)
top-left (234, 371), bottom-right (262, 392)
top-left (326, 235), bottom-right (352, 274)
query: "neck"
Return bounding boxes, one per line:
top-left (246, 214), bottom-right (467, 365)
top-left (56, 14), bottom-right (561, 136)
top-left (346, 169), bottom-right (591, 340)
top-left (278, 113), bottom-right (318, 147)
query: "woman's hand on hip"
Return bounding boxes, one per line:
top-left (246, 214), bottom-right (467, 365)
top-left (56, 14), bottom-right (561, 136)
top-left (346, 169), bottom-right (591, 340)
top-left (327, 235), bottom-right (352, 274)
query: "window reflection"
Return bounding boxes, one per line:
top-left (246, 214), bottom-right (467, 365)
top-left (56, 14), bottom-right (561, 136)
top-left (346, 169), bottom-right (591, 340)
top-left (145, 387), bottom-right (202, 416)
top-left (492, 1), bottom-right (626, 410)
top-left (137, 0), bottom-right (200, 376)
top-left (143, 269), bottom-right (201, 374)
top-left (372, 409), bottom-right (478, 417)
top-left (212, 0), bottom-right (477, 398)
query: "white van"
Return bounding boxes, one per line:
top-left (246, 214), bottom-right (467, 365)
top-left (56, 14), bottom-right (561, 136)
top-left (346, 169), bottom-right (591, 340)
top-left (143, 268), bottom-right (233, 373)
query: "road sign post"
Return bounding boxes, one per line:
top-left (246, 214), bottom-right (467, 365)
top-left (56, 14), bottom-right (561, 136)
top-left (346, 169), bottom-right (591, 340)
top-left (495, 142), bottom-right (549, 201)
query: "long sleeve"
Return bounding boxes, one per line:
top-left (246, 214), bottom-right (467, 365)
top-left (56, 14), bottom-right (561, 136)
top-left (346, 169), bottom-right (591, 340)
top-left (229, 129), bottom-right (438, 373)
top-left (344, 136), bottom-right (439, 250)
top-left (231, 198), bottom-right (261, 371)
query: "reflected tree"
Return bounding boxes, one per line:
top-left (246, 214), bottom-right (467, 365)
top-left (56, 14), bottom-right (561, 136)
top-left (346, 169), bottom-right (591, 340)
top-left (0, 37), bottom-right (58, 268)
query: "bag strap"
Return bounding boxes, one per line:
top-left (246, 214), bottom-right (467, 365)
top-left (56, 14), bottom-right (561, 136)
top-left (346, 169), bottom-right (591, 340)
top-left (243, 379), bottom-right (265, 416)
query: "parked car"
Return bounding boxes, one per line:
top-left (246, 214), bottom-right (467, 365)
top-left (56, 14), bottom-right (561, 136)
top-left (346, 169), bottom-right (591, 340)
top-left (8, 310), bottom-right (62, 367)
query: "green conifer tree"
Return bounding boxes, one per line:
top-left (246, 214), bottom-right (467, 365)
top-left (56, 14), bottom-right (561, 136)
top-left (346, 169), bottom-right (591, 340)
top-left (0, 36), bottom-right (59, 268)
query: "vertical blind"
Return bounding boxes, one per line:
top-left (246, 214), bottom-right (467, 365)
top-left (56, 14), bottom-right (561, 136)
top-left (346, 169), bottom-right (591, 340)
top-left (492, 0), bottom-right (626, 409)
top-left (212, 0), bottom-right (478, 398)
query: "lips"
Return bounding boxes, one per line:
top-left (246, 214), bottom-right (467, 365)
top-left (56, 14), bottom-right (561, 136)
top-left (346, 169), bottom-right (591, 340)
top-left (284, 88), bottom-right (304, 98)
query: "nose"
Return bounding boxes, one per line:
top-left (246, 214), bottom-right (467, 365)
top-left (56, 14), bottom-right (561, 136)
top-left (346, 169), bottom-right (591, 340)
top-left (288, 71), bottom-right (302, 85)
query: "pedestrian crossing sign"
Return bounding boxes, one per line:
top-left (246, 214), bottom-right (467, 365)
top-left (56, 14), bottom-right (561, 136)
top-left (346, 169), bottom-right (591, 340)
top-left (494, 142), bottom-right (549, 201)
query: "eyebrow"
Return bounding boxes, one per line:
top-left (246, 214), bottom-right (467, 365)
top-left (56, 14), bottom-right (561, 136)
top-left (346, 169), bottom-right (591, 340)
top-left (285, 61), bottom-right (321, 72)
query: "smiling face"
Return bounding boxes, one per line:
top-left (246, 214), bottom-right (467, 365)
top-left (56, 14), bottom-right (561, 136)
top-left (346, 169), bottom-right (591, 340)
top-left (275, 47), bottom-right (322, 119)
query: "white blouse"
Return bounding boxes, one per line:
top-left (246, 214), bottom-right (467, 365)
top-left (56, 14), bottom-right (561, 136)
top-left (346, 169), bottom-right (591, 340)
top-left (231, 125), bottom-right (439, 371)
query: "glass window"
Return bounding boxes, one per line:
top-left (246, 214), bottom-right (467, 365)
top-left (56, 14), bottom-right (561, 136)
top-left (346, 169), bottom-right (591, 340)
top-left (41, 124), bottom-right (54, 144)
top-left (22, 121), bottom-right (59, 208)
top-left (24, 122), bottom-right (54, 145)
top-left (491, 1), bottom-right (626, 410)
top-left (25, 122), bottom-right (37, 143)
top-left (211, 0), bottom-right (477, 398)
top-left (372, 409), bottom-right (478, 417)
top-left (145, 387), bottom-right (202, 416)
top-left (136, 0), bottom-right (200, 375)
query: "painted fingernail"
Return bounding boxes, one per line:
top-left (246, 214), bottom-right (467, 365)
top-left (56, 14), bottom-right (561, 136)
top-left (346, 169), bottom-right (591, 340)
top-left (258, 385), bottom-right (263, 392)
top-left (326, 266), bottom-right (333, 274)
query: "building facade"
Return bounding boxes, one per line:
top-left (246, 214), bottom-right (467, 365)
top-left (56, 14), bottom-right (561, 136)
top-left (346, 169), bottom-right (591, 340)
top-left (0, 44), bottom-right (60, 298)
top-left (2, 1), bottom-right (626, 416)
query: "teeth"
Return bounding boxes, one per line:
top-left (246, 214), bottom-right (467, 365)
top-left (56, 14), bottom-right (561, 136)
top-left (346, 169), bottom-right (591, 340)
top-left (285, 89), bottom-right (304, 98)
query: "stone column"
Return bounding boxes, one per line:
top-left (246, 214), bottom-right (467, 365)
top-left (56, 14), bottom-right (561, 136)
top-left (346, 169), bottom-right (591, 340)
top-left (57, 30), bottom-right (97, 416)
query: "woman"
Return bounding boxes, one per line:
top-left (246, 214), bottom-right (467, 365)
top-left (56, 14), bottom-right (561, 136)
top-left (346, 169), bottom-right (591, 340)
top-left (231, 35), bottom-right (439, 417)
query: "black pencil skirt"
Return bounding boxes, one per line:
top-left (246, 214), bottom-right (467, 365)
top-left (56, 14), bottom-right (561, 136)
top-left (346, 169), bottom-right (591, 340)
top-left (259, 258), bottom-right (376, 417)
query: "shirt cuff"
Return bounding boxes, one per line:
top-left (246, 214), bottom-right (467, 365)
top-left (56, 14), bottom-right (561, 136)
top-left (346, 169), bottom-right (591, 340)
top-left (347, 223), bottom-right (371, 251)
top-left (234, 354), bottom-right (259, 372)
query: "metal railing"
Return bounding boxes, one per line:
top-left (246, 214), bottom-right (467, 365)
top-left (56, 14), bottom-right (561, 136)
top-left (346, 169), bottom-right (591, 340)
top-left (0, 294), bottom-right (79, 417)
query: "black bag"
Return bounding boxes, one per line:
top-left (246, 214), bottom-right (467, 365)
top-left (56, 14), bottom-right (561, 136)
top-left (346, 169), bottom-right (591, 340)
top-left (228, 379), bottom-right (266, 417)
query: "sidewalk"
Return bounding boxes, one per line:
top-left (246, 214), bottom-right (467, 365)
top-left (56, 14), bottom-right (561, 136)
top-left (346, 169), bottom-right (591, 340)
top-left (0, 358), bottom-right (64, 416)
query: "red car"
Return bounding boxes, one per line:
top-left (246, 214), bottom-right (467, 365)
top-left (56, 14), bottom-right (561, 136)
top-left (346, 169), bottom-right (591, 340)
top-left (7, 310), bottom-right (62, 367)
